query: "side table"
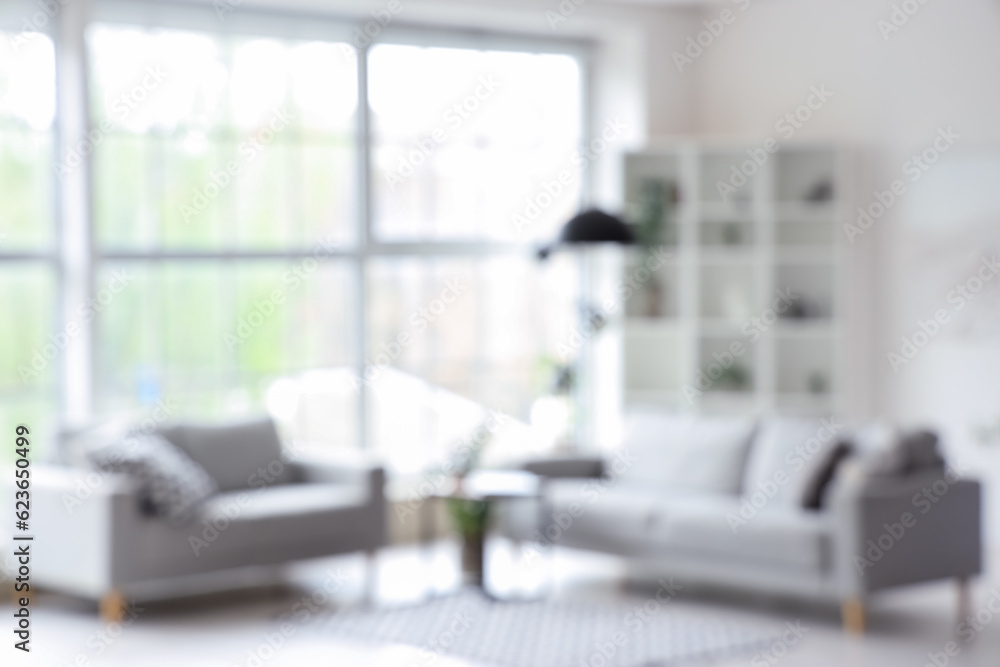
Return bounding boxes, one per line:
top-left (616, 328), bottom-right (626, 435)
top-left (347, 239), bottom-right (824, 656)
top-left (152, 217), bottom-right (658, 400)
top-left (420, 470), bottom-right (541, 600)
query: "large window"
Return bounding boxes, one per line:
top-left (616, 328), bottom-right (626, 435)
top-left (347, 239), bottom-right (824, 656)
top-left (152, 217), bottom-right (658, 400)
top-left (0, 31), bottom-right (56, 460)
top-left (89, 25), bottom-right (357, 249)
top-left (88, 24), bottom-right (360, 430)
top-left (11, 9), bottom-right (587, 464)
top-left (369, 44), bottom-right (582, 241)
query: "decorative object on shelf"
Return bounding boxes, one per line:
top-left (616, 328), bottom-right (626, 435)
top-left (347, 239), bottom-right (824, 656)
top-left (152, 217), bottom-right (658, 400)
top-left (721, 222), bottom-right (743, 246)
top-left (642, 276), bottom-right (665, 318)
top-left (636, 179), bottom-right (665, 247)
top-left (632, 180), bottom-right (678, 317)
top-left (805, 179), bottom-right (834, 203)
top-left (713, 364), bottom-right (750, 392)
top-left (807, 371), bottom-right (828, 395)
top-left (634, 179), bottom-right (679, 247)
top-left (780, 299), bottom-right (809, 319)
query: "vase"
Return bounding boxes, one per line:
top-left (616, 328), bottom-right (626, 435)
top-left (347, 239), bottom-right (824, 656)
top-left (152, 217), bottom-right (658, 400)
top-left (461, 532), bottom-right (485, 586)
top-left (645, 276), bottom-right (663, 318)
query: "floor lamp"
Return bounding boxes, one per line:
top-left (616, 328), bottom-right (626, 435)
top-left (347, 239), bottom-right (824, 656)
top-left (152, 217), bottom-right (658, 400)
top-left (538, 209), bottom-right (635, 449)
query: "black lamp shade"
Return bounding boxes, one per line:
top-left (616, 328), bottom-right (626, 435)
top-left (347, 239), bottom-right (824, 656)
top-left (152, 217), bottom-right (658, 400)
top-left (537, 208), bottom-right (634, 260)
top-left (559, 209), bottom-right (635, 245)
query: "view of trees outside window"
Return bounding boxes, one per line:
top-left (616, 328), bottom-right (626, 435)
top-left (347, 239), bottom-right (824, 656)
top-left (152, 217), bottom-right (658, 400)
top-left (2, 21), bottom-right (584, 468)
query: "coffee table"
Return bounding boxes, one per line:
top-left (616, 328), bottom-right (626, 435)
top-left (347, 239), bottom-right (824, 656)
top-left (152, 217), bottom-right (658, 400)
top-left (420, 470), bottom-right (541, 600)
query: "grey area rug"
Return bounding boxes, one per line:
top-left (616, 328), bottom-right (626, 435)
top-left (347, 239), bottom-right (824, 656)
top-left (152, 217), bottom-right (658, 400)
top-left (321, 590), bottom-right (781, 667)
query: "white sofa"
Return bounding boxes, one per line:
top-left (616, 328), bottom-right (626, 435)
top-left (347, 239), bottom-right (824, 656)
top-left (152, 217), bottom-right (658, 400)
top-left (499, 414), bottom-right (981, 632)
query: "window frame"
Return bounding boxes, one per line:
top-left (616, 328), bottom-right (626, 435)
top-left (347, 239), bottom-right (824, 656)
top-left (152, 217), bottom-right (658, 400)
top-left (54, 1), bottom-right (593, 448)
top-left (0, 22), bottom-right (61, 445)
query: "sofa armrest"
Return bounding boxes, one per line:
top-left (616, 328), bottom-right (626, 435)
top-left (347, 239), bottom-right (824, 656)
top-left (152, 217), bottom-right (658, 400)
top-left (12, 465), bottom-right (144, 598)
top-left (829, 462), bottom-right (981, 599)
top-left (518, 455), bottom-right (605, 479)
top-left (288, 454), bottom-right (386, 503)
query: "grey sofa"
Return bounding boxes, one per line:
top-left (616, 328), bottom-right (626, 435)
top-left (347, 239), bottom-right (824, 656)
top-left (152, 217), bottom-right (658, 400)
top-left (23, 417), bottom-right (385, 619)
top-left (498, 413), bottom-right (981, 632)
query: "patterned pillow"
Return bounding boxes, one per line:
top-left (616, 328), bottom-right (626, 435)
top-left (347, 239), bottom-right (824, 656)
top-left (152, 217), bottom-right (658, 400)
top-left (88, 433), bottom-right (218, 524)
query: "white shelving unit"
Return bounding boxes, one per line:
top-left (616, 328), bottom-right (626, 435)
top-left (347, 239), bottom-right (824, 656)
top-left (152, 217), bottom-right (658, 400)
top-left (621, 142), bottom-right (848, 416)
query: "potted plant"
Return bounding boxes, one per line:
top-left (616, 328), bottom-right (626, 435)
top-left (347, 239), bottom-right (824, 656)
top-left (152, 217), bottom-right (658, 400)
top-left (443, 420), bottom-right (496, 585)
top-left (632, 179), bottom-right (678, 317)
top-left (445, 497), bottom-right (490, 585)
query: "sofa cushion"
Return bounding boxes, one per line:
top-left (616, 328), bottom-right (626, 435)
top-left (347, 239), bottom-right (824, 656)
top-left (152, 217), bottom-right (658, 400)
top-left (202, 483), bottom-right (367, 523)
top-left (158, 418), bottom-right (291, 492)
top-left (88, 433), bottom-right (217, 524)
top-left (742, 417), bottom-right (845, 509)
top-left (196, 484), bottom-right (369, 553)
top-left (543, 480), bottom-right (665, 554)
top-left (654, 496), bottom-right (830, 572)
top-left (544, 481), bottom-right (830, 571)
top-left (619, 412), bottom-right (756, 495)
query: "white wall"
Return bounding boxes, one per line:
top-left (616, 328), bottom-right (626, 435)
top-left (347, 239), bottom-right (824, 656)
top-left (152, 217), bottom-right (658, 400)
top-left (662, 0), bottom-right (1000, 546)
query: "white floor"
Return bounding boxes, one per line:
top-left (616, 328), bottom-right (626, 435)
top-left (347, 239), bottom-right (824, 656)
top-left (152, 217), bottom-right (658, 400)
top-left (3, 540), bottom-right (998, 667)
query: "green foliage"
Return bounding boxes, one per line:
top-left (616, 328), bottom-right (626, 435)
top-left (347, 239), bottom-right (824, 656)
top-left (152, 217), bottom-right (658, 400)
top-left (633, 179), bottom-right (678, 248)
top-left (713, 364), bottom-right (750, 391)
top-left (636, 179), bottom-right (666, 248)
top-left (535, 355), bottom-right (576, 396)
top-left (445, 498), bottom-right (490, 537)
top-left (437, 419), bottom-right (500, 538)
top-left (0, 129), bottom-right (52, 247)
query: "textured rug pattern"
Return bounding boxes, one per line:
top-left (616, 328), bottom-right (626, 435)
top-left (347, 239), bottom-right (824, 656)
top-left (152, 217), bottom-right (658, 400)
top-left (321, 590), bottom-right (781, 667)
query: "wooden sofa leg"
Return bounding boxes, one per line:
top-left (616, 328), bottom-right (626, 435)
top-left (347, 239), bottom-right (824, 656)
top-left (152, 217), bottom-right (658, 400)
top-left (842, 597), bottom-right (865, 634)
top-left (100, 590), bottom-right (125, 623)
top-left (957, 577), bottom-right (972, 623)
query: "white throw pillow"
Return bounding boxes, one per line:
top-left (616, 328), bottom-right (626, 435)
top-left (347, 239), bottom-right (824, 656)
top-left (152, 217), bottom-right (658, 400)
top-left (742, 416), bottom-right (845, 508)
top-left (59, 416), bottom-right (134, 467)
top-left (620, 412), bottom-right (757, 495)
top-left (88, 433), bottom-right (218, 524)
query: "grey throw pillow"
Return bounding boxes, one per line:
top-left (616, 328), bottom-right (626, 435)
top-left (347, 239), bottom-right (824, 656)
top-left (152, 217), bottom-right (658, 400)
top-left (157, 418), bottom-right (289, 492)
top-left (88, 433), bottom-right (218, 524)
top-left (801, 440), bottom-right (854, 510)
top-left (742, 417), bottom-right (844, 508)
top-left (864, 428), bottom-right (944, 477)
